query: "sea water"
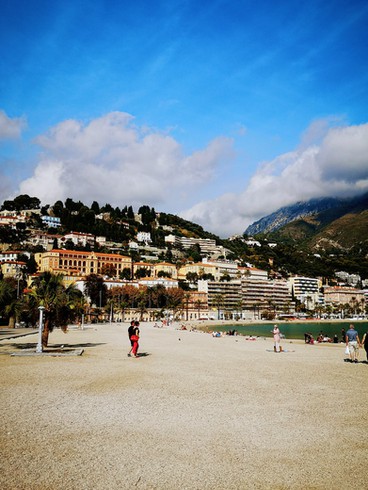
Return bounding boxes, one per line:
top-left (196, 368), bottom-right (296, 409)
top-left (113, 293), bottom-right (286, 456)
top-left (213, 321), bottom-right (368, 341)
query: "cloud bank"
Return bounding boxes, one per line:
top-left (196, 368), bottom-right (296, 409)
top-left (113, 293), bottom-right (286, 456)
top-left (19, 112), bottom-right (234, 209)
top-left (9, 113), bottom-right (368, 238)
top-left (0, 110), bottom-right (26, 140)
top-left (182, 122), bottom-right (368, 236)
top-left (0, 110), bottom-right (27, 199)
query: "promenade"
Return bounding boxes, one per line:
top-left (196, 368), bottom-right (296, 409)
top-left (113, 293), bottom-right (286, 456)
top-left (0, 322), bottom-right (367, 489)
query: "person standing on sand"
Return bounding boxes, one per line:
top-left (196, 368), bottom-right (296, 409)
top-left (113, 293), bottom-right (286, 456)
top-left (131, 320), bottom-right (140, 358)
top-left (272, 325), bottom-right (281, 352)
top-left (127, 320), bottom-right (135, 357)
top-left (362, 329), bottom-right (368, 362)
top-left (345, 324), bottom-right (361, 363)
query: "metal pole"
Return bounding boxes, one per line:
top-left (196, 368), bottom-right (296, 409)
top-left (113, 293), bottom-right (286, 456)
top-left (81, 313), bottom-right (84, 330)
top-left (36, 306), bottom-right (45, 353)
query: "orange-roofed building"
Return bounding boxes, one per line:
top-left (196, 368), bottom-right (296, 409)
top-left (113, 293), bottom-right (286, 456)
top-left (37, 249), bottom-right (131, 278)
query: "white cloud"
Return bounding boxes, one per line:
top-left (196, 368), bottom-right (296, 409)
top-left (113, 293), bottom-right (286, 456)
top-left (317, 123), bottom-right (368, 181)
top-left (14, 115), bottom-right (368, 238)
top-left (0, 110), bottom-right (26, 140)
top-left (19, 112), bottom-right (234, 209)
top-left (182, 122), bottom-right (368, 237)
top-left (0, 169), bottom-right (12, 200)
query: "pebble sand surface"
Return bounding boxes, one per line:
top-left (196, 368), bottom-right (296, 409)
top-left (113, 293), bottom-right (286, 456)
top-left (0, 323), bottom-right (367, 489)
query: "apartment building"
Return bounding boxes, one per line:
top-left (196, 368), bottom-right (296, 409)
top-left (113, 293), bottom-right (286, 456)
top-left (181, 290), bottom-right (209, 321)
top-left (241, 278), bottom-right (295, 317)
top-left (0, 260), bottom-right (26, 279)
top-left (288, 276), bottom-right (322, 308)
top-left (153, 262), bottom-right (178, 279)
top-left (202, 258), bottom-right (239, 279)
top-left (41, 216), bottom-right (61, 228)
top-left (323, 286), bottom-right (365, 307)
top-left (335, 271), bottom-right (361, 287)
top-left (137, 231), bottom-right (152, 243)
top-left (25, 231), bottom-right (61, 250)
top-left (38, 249), bottom-right (131, 278)
top-left (61, 231), bottom-right (95, 248)
top-left (242, 267), bottom-right (269, 280)
top-left (138, 277), bottom-right (179, 288)
top-left (198, 279), bottom-right (242, 319)
top-left (133, 261), bottom-right (155, 277)
top-left (177, 262), bottom-right (217, 280)
top-left (0, 251), bottom-right (28, 262)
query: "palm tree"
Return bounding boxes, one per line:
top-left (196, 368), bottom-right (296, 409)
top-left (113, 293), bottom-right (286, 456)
top-left (183, 292), bottom-right (191, 321)
top-left (194, 299), bottom-right (203, 319)
top-left (26, 272), bottom-right (82, 347)
top-left (213, 294), bottom-right (224, 320)
top-left (0, 278), bottom-right (21, 328)
top-left (166, 288), bottom-right (184, 321)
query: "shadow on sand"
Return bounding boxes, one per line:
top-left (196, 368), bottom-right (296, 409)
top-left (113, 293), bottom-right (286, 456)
top-left (6, 342), bottom-right (106, 351)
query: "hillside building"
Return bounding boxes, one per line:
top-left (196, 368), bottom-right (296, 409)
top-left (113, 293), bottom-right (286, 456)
top-left (41, 216), bottom-right (61, 228)
top-left (178, 262), bottom-right (218, 281)
top-left (37, 249), bottom-right (131, 278)
top-left (61, 231), bottom-right (95, 248)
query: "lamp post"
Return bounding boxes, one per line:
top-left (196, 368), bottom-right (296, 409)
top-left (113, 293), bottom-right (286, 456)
top-left (16, 265), bottom-right (21, 299)
top-left (36, 306), bottom-right (45, 353)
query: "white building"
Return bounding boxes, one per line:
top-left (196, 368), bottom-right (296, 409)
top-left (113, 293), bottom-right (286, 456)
top-left (61, 231), bottom-right (95, 248)
top-left (137, 232), bottom-right (152, 243)
top-left (41, 216), bottom-right (61, 228)
top-left (288, 276), bottom-right (321, 308)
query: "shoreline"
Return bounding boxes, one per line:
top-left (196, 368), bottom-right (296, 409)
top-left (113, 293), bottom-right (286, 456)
top-left (1, 322), bottom-right (367, 489)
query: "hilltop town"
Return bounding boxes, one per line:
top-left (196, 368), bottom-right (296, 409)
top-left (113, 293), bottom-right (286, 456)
top-left (0, 194), bottom-right (367, 325)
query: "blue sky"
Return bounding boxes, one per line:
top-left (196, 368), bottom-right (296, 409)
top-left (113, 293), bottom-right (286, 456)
top-left (1, 0), bottom-right (368, 236)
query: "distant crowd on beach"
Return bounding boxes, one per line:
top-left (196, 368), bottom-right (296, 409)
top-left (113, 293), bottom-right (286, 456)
top-left (304, 324), bottom-right (368, 364)
top-left (304, 331), bottom-right (340, 344)
top-left (128, 319), bottom-right (368, 364)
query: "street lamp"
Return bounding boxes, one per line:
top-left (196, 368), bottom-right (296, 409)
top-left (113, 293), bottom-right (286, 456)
top-left (15, 264), bottom-right (22, 299)
top-left (36, 306), bottom-right (45, 353)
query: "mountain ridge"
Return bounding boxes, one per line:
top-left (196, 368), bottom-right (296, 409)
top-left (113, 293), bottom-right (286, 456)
top-left (245, 192), bottom-right (368, 251)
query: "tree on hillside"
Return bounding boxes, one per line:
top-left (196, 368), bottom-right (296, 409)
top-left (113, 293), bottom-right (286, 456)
top-left (1, 194), bottom-right (40, 211)
top-left (91, 201), bottom-right (100, 214)
top-left (52, 200), bottom-right (64, 217)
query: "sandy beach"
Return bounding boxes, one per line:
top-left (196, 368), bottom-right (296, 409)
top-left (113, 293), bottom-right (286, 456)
top-left (0, 322), bottom-right (367, 490)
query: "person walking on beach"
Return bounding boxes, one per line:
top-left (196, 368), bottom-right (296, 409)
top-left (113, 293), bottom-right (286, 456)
top-left (345, 324), bottom-right (361, 363)
top-left (272, 324), bottom-right (281, 352)
top-left (127, 320), bottom-right (135, 357)
top-left (362, 329), bottom-right (368, 362)
top-left (130, 320), bottom-right (140, 358)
